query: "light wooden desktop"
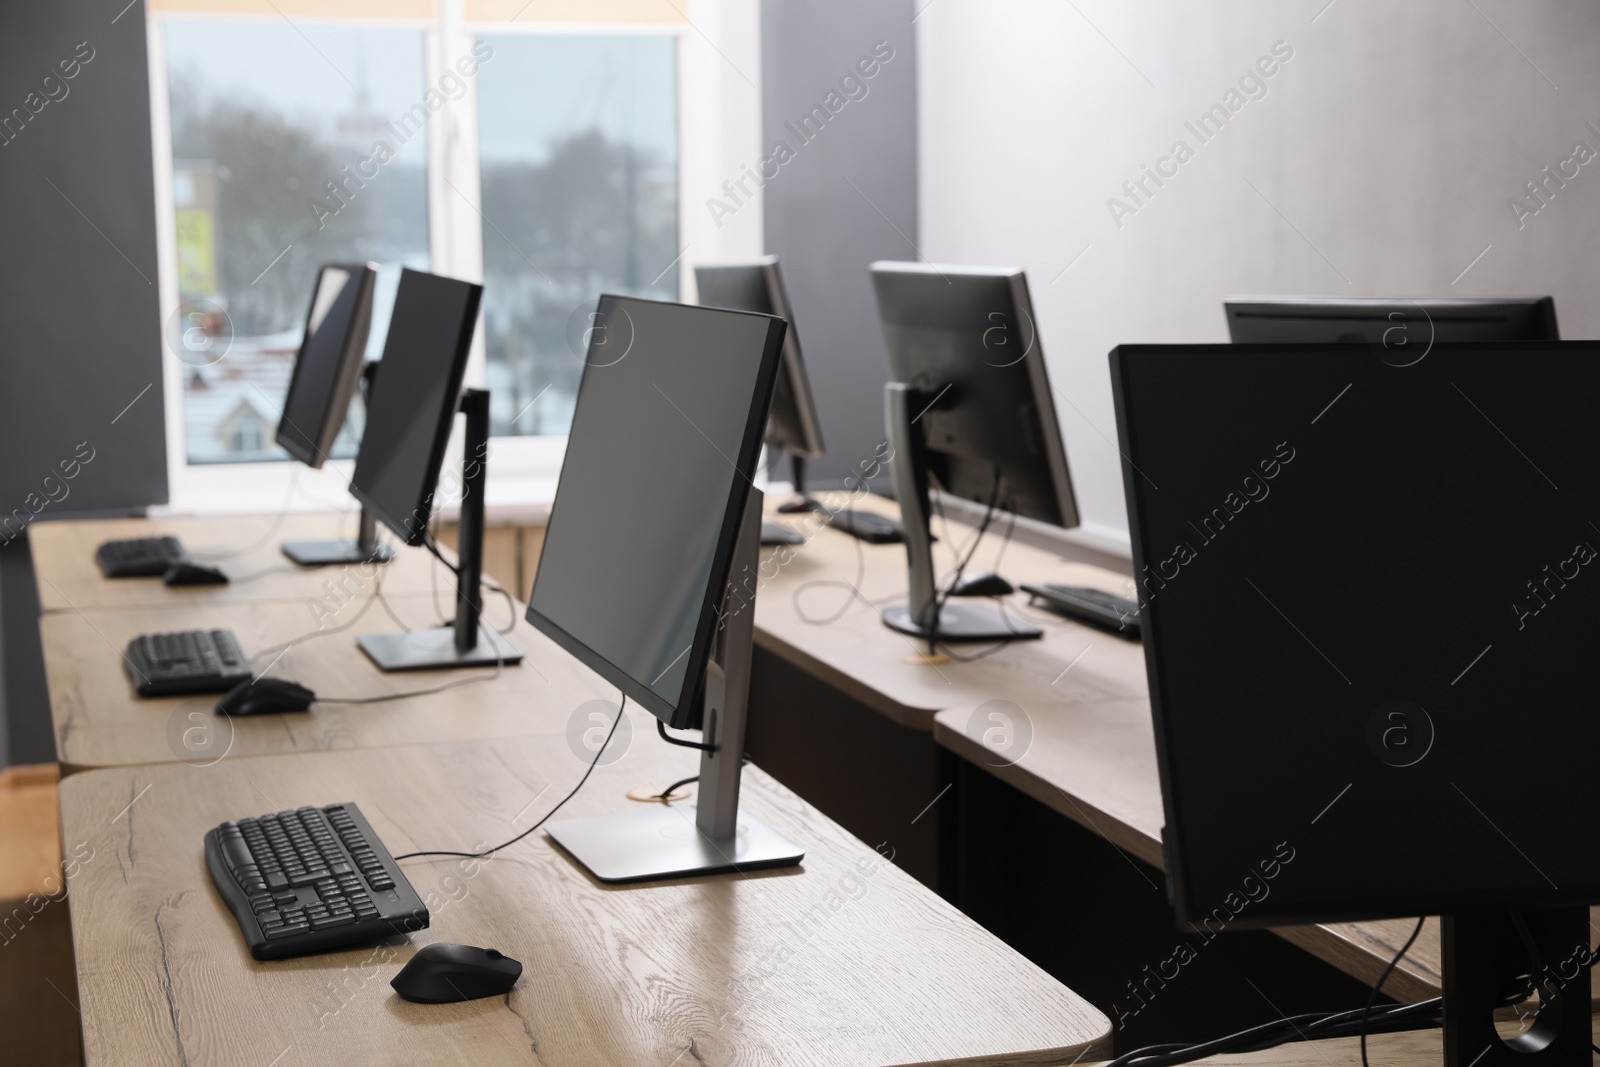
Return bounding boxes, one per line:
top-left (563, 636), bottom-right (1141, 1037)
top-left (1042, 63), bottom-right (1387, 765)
top-left (755, 493), bottom-right (1478, 1005)
top-left (29, 512), bottom-right (449, 613)
top-left (40, 591), bottom-right (612, 774)
top-left (1092, 1017), bottom-right (1600, 1067)
top-left (57, 734), bottom-right (1112, 1066)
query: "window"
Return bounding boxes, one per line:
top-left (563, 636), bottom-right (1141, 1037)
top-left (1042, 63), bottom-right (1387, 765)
top-left (148, 1), bottom-right (759, 512)
top-left (475, 34), bottom-right (679, 437)
top-left (162, 19), bottom-right (430, 465)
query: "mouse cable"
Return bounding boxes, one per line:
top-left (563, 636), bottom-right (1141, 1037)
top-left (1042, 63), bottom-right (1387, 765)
top-left (1359, 915), bottom-right (1426, 1067)
top-left (248, 563), bottom-right (388, 666)
top-left (392, 693), bottom-right (628, 863)
top-left (187, 467), bottom-right (301, 562)
top-left (927, 468), bottom-right (1005, 654)
top-left (227, 564), bottom-right (304, 584)
top-left (422, 526), bottom-right (519, 635)
top-left (313, 651), bottom-right (505, 706)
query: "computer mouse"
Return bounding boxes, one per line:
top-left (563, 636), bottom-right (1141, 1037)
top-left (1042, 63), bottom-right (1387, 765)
top-left (391, 943), bottom-right (523, 1003)
top-left (947, 571), bottom-right (1015, 598)
top-left (216, 678), bottom-right (316, 716)
top-left (163, 562), bottom-right (229, 586)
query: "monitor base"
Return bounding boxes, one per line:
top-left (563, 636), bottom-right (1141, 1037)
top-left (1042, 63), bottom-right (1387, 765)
top-left (882, 602), bottom-right (1042, 642)
top-left (281, 539), bottom-right (395, 567)
top-left (356, 626), bottom-right (523, 672)
top-left (547, 804), bottom-right (804, 883)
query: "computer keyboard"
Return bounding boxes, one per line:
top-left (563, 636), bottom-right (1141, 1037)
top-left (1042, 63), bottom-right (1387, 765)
top-left (205, 802), bottom-right (429, 960)
top-left (826, 508), bottom-right (906, 544)
top-left (96, 536), bottom-right (188, 577)
top-left (123, 629), bottom-right (251, 697)
top-left (1021, 583), bottom-right (1142, 638)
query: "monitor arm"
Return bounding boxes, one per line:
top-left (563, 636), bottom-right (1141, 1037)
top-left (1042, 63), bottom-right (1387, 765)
top-left (881, 382), bottom-right (1040, 644)
top-left (453, 388), bottom-right (489, 655)
top-left (354, 361), bottom-right (383, 558)
top-left (695, 484), bottom-right (761, 839)
top-left (885, 382), bottom-right (939, 630)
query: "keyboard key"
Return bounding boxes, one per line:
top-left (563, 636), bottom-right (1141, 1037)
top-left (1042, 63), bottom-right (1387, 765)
top-left (264, 923), bottom-right (311, 939)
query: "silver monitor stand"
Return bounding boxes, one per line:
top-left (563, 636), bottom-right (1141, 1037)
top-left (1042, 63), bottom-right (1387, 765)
top-left (546, 488), bottom-right (806, 883)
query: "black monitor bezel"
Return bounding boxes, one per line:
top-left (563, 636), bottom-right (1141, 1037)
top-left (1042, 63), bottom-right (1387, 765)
top-left (694, 257), bottom-right (826, 460)
top-left (1110, 340), bottom-right (1600, 929)
top-left (347, 268), bottom-right (482, 548)
top-left (1223, 295), bottom-right (1559, 343)
top-left (275, 263), bottom-right (378, 469)
top-left (870, 262), bottom-right (1080, 531)
top-left (522, 293), bottom-right (787, 729)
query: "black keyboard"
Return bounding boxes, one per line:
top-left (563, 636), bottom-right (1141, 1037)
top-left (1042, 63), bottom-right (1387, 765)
top-left (827, 508), bottom-right (905, 544)
top-left (1021, 583), bottom-right (1142, 638)
top-left (205, 803), bottom-right (428, 960)
top-left (96, 536), bottom-right (187, 577)
top-left (124, 629), bottom-right (251, 697)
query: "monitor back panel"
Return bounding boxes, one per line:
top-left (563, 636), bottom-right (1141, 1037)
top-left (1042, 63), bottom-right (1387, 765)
top-left (1111, 341), bottom-right (1600, 926)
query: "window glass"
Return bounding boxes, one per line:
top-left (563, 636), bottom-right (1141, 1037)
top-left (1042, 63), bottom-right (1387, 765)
top-left (165, 21), bottom-right (430, 464)
top-left (474, 34), bottom-right (679, 437)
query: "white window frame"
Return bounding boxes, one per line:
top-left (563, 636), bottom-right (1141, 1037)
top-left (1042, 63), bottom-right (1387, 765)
top-left (146, 0), bottom-right (764, 518)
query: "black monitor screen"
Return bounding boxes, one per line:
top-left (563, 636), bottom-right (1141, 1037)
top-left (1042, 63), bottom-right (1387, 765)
top-left (1111, 342), bottom-right (1600, 927)
top-left (276, 264), bottom-right (374, 468)
top-left (348, 268), bottom-right (481, 546)
top-left (525, 295), bottom-right (784, 728)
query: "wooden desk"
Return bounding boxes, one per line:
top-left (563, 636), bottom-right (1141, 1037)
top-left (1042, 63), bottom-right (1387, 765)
top-left (41, 593), bottom-right (612, 774)
top-left (1095, 1017), bottom-right (1600, 1067)
top-left (753, 494), bottom-right (1146, 733)
top-left (58, 737), bottom-right (1111, 1066)
top-left (29, 513), bottom-right (447, 613)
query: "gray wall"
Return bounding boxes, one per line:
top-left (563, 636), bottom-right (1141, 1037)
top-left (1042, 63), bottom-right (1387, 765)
top-left (0, 2), bottom-right (167, 764)
top-left (761, 0), bottom-right (916, 490)
top-left (918, 0), bottom-right (1600, 548)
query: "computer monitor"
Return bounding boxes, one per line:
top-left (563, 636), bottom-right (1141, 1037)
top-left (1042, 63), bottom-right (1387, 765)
top-left (694, 257), bottom-right (826, 510)
top-left (276, 263), bottom-right (396, 567)
top-left (1110, 341), bottom-right (1599, 1067)
top-left (349, 267), bottom-right (521, 672)
top-left (526, 294), bottom-right (804, 882)
top-left (869, 262), bottom-right (1079, 642)
top-left (1224, 295), bottom-right (1559, 345)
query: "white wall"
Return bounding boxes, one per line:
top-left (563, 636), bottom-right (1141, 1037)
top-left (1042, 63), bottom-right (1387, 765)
top-left (917, 0), bottom-right (1600, 551)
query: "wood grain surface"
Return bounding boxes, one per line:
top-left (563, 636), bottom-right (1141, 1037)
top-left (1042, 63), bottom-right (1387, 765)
top-left (41, 592), bottom-right (613, 774)
top-left (30, 513), bottom-right (450, 612)
top-left (1090, 1016), bottom-right (1600, 1067)
top-left (753, 493), bottom-right (1147, 731)
top-left (58, 737), bottom-right (1112, 1066)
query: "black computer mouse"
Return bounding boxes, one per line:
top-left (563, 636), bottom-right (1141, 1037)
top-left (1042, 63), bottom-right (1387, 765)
top-left (947, 571), bottom-right (1015, 598)
top-left (163, 562), bottom-right (229, 586)
top-left (391, 943), bottom-right (522, 1003)
top-left (216, 678), bottom-right (316, 716)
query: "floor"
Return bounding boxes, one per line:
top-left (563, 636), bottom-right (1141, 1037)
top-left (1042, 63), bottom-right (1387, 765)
top-left (0, 764), bottom-right (83, 1066)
